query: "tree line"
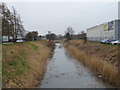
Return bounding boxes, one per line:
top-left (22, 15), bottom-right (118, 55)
top-left (1, 3), bottom-right (25, 42)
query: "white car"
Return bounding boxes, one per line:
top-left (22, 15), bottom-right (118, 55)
top-left (111, 40), bottom-right (120, 45)
top-left (16, 40), bottom-right (24, 43)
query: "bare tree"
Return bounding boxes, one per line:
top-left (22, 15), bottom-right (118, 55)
top-left (12, 6), bottom-right (18, 42)
top-left (2, 3), bottom-right (13, 38)
top-left (1, 3), bottom-right (25, 42)
top-left (65, 27), bottom-right (74, 35)
top-left (15, 15), bottom-right (25, 38)
top-left (65, 27), bottom-right (74, 40)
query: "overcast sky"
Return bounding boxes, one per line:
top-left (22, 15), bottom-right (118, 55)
top-left (5, 2), bottom-right (118, 35)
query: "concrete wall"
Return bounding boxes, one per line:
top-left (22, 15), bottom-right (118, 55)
top-left (86, 20), bottom-right (116, 41)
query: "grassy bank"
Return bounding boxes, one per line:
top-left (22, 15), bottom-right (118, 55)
top-left (0, 44), bottom-right (2, 89)
top-left (2, 41), bottom-right (53, 88)
top-left (64, 40), bottom-right (118, 87)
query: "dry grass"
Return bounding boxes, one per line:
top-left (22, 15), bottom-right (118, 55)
top-left (64, 44), bottom-right (118, 87)
top-left (2, 41), bottom-right (52, 88)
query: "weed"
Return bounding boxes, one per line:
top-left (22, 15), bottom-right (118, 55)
top-left (3, 51), bottom-right (29, 83)
top-left (65, 45), bottom-right (118, 87)
top-left (2, 41), bottom-right (52, 88)
top-left (30, 44), bottom-right (39, 50)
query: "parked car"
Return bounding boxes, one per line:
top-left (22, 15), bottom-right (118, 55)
top-left (111, 40), bottom-right (120, 45)
top-left (16, 39), bottom-right (24, 43)
top-left (100, 39), bottom-right (111, 44)
top-left (100, 39), bottom-right (106, 43)
top-left (100, 39), bottom-right (117, 44)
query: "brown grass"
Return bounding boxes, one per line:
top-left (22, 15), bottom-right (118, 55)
top-left (2, 41), bottom-right (52, 88)
top-left (64, 44), bottom-right (118, 87)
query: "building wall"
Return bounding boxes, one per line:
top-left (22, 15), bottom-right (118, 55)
top-left (87, 24), bottom-right (104, 41)
top-left (86, 20), bottom-right (116, 41)
top-left (118, 2), bottom-right (120, 20)
top-left (114, 20), bottom-right (120, 40)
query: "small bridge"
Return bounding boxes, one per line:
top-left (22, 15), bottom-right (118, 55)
top-left (54, 40), bottom-right (60, 43)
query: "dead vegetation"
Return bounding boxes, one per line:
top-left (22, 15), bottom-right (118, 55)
top-left (64, 40), bottom-right (119, 87)
top-left (2, 41), bottom-right (53, 88)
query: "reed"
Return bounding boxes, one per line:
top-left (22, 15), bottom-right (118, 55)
top-left (65, 44), bottom-right (118, 87)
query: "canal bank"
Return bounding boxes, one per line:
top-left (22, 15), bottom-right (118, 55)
top-left (37, 43), bottom-right (108, 88)
top-left (2, 41), bottom-right (54, 88)
top-left (63, 40), bottom-right (118, 87)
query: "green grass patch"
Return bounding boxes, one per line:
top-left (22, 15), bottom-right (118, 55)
top-left (24, 42), bottom-right (39, 50)
top-left (3, 51), bottom-right (29, 80)
top-left (30, 43), bottom-right (39, 50)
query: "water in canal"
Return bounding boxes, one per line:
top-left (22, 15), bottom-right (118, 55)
top-left (38, 43), bottom-right (107, 88)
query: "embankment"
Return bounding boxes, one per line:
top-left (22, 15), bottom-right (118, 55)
top-left (2, 41), bottom-right (54, 88)
top-left (64, 40), bottom-right (119, 87)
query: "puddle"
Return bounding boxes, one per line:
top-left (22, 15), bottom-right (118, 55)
top-left (37, 43), bottom-right (108, 88)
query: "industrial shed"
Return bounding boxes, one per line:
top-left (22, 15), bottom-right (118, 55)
top-left (86, 20), bottom-right (120, 41)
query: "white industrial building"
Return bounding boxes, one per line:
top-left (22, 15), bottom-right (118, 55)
top-left (86, 20), bottom-right (120, 41)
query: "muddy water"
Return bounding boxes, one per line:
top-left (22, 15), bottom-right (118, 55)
top-left (38, 43), bottom-right (107, 88)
